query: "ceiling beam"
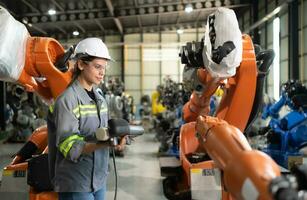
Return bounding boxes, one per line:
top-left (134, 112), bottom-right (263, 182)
top-left (195, 10), bottom-right (202, 26)
top-left (80, 0), bottom-right (88, 10)
top-left (50, 0), bottom-right (64, 12)
top-left (73, 21), bottom-right (85, 33)
top-left (94, 19), bottom-right (105, 31)
top-left (21, 0), bottom-right (40, 13)
top-left (30, 24), bottom-right (47, 35)
top-left (137, 16), bottom-right (142, 29)
top-left (176, 13), bottom-right (181, 26)
top-left (23, 8), bottom-right (108, 17)
top-left (244, 1), bottom-right (289, 33)
top-left (117, 0), bottom-right (216, 10)
top-left (157, 14), bottom-right (161, 31)
top-left (127, 21), bottom-right (205, 33)
top-left (22, 4), bottom-right (249, 25)
top-left (104, 0), bottom-right (114, 16)
top-left (117, 4), bottom-right (249, 19)
top-left (53, 25), bottom-right (66, 34)
top-left (114, 18), bottom-right (123, 34)
top-left (157, 0), bottom-right (162, 31)
top-left (134, 0), bottom-right (142, 30)
top-left (133, 0), bottom-right (138, 7)
top-left (104, 0), bottom-right (123, 35)
top-left (116, 1), bottom-right (250, 12)
top-left (49, 20), bottom-right (206, 37)
top-left (29, 16), bottom-right (114, 26)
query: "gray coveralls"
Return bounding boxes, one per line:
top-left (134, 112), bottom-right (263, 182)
top-left (48, 79), bottom-right (109, 192)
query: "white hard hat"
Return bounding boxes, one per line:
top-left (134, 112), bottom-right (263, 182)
top-left (74, 37), bottom-right (112, 60)
top-left (202, 7), bottom-right (242, 78)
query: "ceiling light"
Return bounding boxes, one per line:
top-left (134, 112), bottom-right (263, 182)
top-left (215, 0), bottom-right (222, 7)
top-left (28, 23), bottom-right (32, 27)
top-left (185, 4), bottom-right (193, 13)
top-left (48, 9), bottom-right (56, 15)
top-left (73, 30), bottom-right (80, 36)
top-left (177, 29), bottom-right (184, 34)
top-left (224, 0), bottom-right (231, 6)
top-left (22, 18), bottom-right (28, 24)
top-left (205, 1), bottom-right (212, 8)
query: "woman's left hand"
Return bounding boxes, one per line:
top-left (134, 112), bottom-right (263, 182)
top-left (114, 136), bottom-right (127, 151)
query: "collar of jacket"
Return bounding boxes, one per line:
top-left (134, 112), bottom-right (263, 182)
top-left (71, 79), bottom-right (103, 105)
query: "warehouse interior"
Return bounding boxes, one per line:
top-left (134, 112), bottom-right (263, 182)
top-left (0, 0), bottom-right (306, 200)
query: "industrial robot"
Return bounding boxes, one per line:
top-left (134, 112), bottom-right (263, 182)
top-left (260, 79), bottom-right (307, 169)
top-left (161, 7), bottom-right (307, 200)
top-left (0, 6), bottom-right (143, 200)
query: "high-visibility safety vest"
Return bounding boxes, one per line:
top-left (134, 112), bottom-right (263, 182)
top-left (48, 80), bottom-right (109, 192)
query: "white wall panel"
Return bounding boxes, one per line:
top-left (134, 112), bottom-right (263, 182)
top-left (268, 44), bottom-right (273, 50)
top-left (143, 61), bottom-right (160, 75)
top-left (125, 76), bottom-right (141, 90)
top-left (108, 48), bottom-right (122, 61)
top-left (280, 13), bottom-right (289, 37)
top-left (144, 34), bottom-right (159, 43)
top-left (125, 33), bottom-right (141, 43)
top-left (126, 61), bottom-right (140, 75)
top-left (105, 35), bottom-right (121, 43)
top-left (280, 37), bottom-right (289, 61)
top-left (126, 48), bottom-right (140, 60)
top-left (165, 74), bottom-right (179, 82)
top-left (299, 29), bottom-right (302, 55)
top-left (107, 61), bottom-right (121, 76)
top-left (161, 61), bottom-right (179, 75)
top-left (304, 27), bottom-right (307, 54)
top-left (180, 33), bottom-right (197, 42)
top-left (298, 0), bottom-right (307, 27)
top-left (304, 56), bottom-right (307, 82)
top-left (267, 21), bottom-right (273, 45)
top-left (179, 63), bottom-right (185, 77)
top-left (142, 90), bottom-right (154, 98)
top-left (280, 61), bottom-right (289, 83)
top-left (142, 76), bottom-right (160, 90)
top-left (267, 67), bottom-right (274, 85)
top-left (267, 85), bottom-right (274, 98)
top-left (260, 26), bottom-right (266, 47)
top-left (162, 33), bottom-right (178, 43)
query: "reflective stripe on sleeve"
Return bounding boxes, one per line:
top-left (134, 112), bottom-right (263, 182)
top-left (100, 108), bottom-right (108, 113)
top-left (59, 134), bottom-right (84, 158)
top-left (49, 105), bottom-right (54, 113)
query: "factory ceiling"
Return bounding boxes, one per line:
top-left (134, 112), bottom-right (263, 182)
top-left (0, 0), bottom-right (250, 40)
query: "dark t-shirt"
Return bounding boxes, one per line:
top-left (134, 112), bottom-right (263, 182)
top-left (85, 88), bottom-right (96, 102)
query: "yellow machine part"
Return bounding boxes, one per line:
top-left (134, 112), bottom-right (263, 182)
top-left (151, 91), bottom-right (166, 115)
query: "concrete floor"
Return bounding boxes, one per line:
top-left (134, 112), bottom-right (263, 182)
top-left (106, 133), bottom-right (167, 200)
top-left (0, 133), bottom-right (167, 200)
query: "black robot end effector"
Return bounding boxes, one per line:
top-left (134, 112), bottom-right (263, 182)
top-left (179, 40), bottom-right (204, 68)
top-left (54, 46), bottom-right (75, 72)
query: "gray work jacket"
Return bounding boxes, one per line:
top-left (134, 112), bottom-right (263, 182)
top-left (48, 79), bottom-right (109, 192)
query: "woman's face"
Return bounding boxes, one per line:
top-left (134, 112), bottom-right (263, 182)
top-left (78, 58), bottom-right (108, 86)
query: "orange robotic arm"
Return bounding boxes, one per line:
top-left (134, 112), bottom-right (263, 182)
top-left (178, 34), bottom-right (281, 200)
top-left (18, 37), bottom-right (72, 101)
top-left (182, 69), bottom-right (223, 122)
top-left (8, 37), bottom-right (73, 166)
top-left (3, 37), bottom-right (72, 200)
top-left (196, 115), bottom-right (281, 200)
